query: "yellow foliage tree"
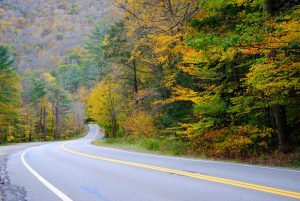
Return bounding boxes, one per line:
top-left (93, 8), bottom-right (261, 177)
top-left (122, 110), bottom-right (157, 137)
top-left (86, 77), bottom-right (126, 137)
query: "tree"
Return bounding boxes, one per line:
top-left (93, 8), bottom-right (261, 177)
top-left (170, 0), bottom-right (299, 152)
top-left (244, 3), bottom-right (300, 151)
top-left (102, 21), bottom-right (140, 94)
top-left (86, 77), bottom-right (126, 137)
top-left (0, 45), bottom-right (21, 143)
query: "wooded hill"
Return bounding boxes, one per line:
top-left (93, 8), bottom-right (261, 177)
top-left (0, 0), bottom-right (113, 142)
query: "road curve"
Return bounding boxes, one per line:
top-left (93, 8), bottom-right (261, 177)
top-left (5, 124), bottom-right (300, 201)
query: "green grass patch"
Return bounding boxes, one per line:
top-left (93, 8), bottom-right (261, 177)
top-left (92, 136), bottom-right (300, 169)
top-left (93, 137), bottom-right (155, 153)
top-left (93, 136), bottom-right (189, 156)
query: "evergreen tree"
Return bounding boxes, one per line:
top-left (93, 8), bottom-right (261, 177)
top-left (0, 45), bottom-right (21, 143)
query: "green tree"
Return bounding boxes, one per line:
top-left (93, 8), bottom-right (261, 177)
top-left (0, 45), bottom-right (21, 143)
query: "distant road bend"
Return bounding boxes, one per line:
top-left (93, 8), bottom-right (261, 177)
top-left (5, 124), bottom-right (300, 201)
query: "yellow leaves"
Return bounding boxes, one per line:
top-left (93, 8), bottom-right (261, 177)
top-left (72, 47), bottom-right (88, 57)
top-left (238, 10), bottom-right (247, 18)
top-left (153, 33), bottom-right (182, 54)
top-left (153, 35), bottom-right (171, 54)
top-left (7, 127), bottom-right (15, 142)
top-left (102, 35), bottom-right (109, 47)
top-left (236, 0), bottom-right (246, 6)
top-left (143, 32), bottom-right (185, 66)
top-left (245, 62), bottom-right (300, 97)
top-left (257, 10), bottom-right (300, 53)
top-left (182, 48), bottom-right (207, 64)
top-left (240, 47), bottom-right (261, 55)
top-left (220, 47), bottom-right (237, 61)
top-left (193, 10), bottom-right (211, 20)
top-left (266, 36), bottom-right (281, 43)
top-left (15, 29), bottom-right (22, 33)
top-left (178, 64), bottom-right (202, 77)
top-left (277, 17), bottom-right (300, 43)
top-left (161, 70), bottom-right (177, 88)
top-left (0, 20), bottom-right (13, 33)
top-left (260, 36), bottom-right (286, 51)
top-left (235, 0), bottom-right (262, 7)
top-left (122, 110), bottom-right (157, 137)
top-left (86, 77), bottom-right (125, 128)
top-left (43, 72), bottom-right (56, 84)
top-left (166, 87), bottom-right (199, 104)
top-left (240, 9), bottom-right (299, 57)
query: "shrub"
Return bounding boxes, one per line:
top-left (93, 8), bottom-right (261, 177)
top-left (142, 138), bottom-right (160, 151)
top-left (159, 137), bottom-right (187, 156)
top-left (123, 110), bottom-right (158, 137)
top-left (169, 140), bottom-right (187, 155)
top-left (214, 135), bottom-right (252, 158)
top-left (189, 125), bottom-right (274, 159)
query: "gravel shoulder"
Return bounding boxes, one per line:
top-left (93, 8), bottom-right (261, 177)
top-left (0, 142), bottom-right (47, 201)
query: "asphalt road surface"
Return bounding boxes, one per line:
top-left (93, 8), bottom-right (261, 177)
top-left (2, 124), bottom-right (300, 201)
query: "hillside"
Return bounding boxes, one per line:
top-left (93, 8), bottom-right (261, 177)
top-left (0, 0), bottom-right (112, 70)
top-left (0, 0), bottom-right (114, 142)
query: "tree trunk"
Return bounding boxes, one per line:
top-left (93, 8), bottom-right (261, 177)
top-left (39, 104), bottom-right (43, 140)
top-left (264, 0), bottom-right (290, 16)
top-left (264, 0), bottom-right (275, 16)
top-left (29, 120), bottom-right (32, 142)
top-left (55, 102), bottom-right (59, 139)
top-left (108, 102), bottom-right (118, 138)
top-left (111, 117), bottom-right (117, 138)
top-left (271, 104), bottom-right (290, 152)
top-left (43, 105), bottom-right (47, 141)
top-left (20, 117), bottom-right (24, 141)
top-left (110, 108), bottom-right (118, 138)
top-left (52, 102), bottom-right (55, 139)
top-left (133, 59), bottom-right (138, 94)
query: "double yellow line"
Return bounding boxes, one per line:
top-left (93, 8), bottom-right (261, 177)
top-left (60, 142), bottom-right (300, 199)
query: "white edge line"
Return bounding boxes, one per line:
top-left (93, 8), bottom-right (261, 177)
top-left (88, 125), bottom-right (300, 173)
top-left (21, 147), bottom-right (73, 201)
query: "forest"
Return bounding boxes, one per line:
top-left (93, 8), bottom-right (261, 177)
top-left (1, 0), bottom-right (300, 166)
top-left (0, 0), bottom-right (113, 142)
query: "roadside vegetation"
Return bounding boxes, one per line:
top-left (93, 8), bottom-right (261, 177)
top-left (94, 137), bottom-right (300, 168)
top-left (87, 0), bottom-right (300, 167)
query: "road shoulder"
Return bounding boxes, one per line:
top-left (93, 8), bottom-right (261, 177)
top-left (0, 142), bottom-right (46, 201)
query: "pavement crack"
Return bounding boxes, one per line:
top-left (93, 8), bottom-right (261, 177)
top-left (0, 157), bottom-right (27, 201)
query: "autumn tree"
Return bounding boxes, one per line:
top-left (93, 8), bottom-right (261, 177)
top-left (169, 0), bottom-right (299, 152)
top-left (86, 77), bottom-right (126, 137)
top-left (96, 0), bottom-right (300, 157)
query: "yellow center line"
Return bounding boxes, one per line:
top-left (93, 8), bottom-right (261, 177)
top-left (60, 142), bottom-right (300, 199)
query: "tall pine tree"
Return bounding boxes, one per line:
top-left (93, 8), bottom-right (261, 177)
top-left (0, 45), bottom-right (21, 143)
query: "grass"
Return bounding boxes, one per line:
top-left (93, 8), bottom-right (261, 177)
top-left (93, 137), bottom-right (163, 154)
top-left (93, 137), bottom-right (300, 169)
top-left (93, 137), bottom-right (218, 163)
top-left (0, 142), bottom-right (9, 146)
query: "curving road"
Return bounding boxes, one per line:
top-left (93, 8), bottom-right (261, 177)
top-left (3, 124), bottom-right (300, 201)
